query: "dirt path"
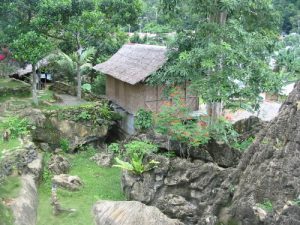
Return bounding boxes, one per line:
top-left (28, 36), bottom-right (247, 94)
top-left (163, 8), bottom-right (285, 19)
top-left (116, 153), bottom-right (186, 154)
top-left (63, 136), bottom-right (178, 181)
top-left (55, 94), bottom-right (86, 106)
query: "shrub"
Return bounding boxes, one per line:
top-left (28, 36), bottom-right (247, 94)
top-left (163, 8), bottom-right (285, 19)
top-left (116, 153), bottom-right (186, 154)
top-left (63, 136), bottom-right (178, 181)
top-left (113, 141), bottom-right (159, 174)
top-left (76, 111), bottom-right (91, 121)
top-left (107, 143), bottom-right (120, 155)
top-left (60, 138), bottom-right (70, 153)
top-left (134, 109), bottom-right (153, 132)
top-left (208, 117), bottom-right (239, 144)
top-left (155, 89), bottom-right (210, 147)
top-left (0, 116), bottom-right (29, 138)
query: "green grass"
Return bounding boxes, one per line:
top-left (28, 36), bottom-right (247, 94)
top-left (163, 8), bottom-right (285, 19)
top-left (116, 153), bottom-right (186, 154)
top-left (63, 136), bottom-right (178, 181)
top-left (0, 176), bottom-right (21, 225)
top-left (0, 138), bottom-right (21, 156)
top-left (37, 150), bottom-right (125, 225)
top-left (0, 176), bottom-right (21, 199)
top-left (0, 78), bottom-right (28, 89)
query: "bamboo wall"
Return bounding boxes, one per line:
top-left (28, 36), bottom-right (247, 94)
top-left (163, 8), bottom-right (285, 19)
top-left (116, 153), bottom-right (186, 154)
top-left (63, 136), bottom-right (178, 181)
top-left (106, 76), bottom-right (199, 115)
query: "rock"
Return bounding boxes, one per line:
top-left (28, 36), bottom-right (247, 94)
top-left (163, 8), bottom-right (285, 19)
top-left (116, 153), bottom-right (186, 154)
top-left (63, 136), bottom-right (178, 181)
top-left (32, 117), bottom-right (108, 151)
top-left (52, 174), bottom-right (83, 191)
top-left (228, 83), bottom-right (300, 225)
top-left (121, 155), bottom-right (233, 224)
top-left (233, 116), bottom-right (266, 141)
top-left (48, 155), bottom-right (70, 175)
top-left (92, 201), bottom-right (183, 225)
top-left (10, 175), bottom-right (38, 225)
top-left (137, 132), bottom-right (241, 167)
top-left (90, 152), bottom-right (114, 167)
top-left (25, 153), bottom-right (43, 182)
top-left (40, 143), bottom-right (51, 152)
top-left (19, 108), bottom-right (46, 127)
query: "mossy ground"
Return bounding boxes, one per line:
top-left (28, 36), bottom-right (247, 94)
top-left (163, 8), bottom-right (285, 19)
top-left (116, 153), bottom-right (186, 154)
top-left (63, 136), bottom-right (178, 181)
top-left (37, 149), bottom-right (125, 225)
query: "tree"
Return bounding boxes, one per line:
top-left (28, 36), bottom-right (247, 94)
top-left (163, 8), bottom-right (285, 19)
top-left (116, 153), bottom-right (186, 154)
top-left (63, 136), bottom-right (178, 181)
top-left (275, 33), bottom-right (300, 81)
top-left (52, 47), bottom-right (96, 99)
top-left (150, 0), bottom-right (280, 124)
top-left (11, 31), bottom-right (54, 105)
top-left (273, 0), bottom-right (300, 33)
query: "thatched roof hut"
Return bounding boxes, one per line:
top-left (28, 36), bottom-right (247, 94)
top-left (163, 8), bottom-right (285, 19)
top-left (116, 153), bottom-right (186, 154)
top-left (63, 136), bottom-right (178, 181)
top-left (94, 43), bottom-right (198, 134)
top-left (93, 44), bottom-right (167, 85)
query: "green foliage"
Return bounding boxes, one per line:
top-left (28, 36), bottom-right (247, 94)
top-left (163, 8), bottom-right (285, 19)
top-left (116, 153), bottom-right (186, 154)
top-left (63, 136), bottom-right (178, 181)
top-left (130, 32), bottom-right (146, 44)
top-left (60, 138), bottom-right (70, 153)
top-left (11, 31), bottom-right (54, 65)
top-left (258, 199), bottom-right (274, 212)
top-left (107, 143), bottom-right (121, 155)
top-left (134, 109), bottom-right (153, 132)
top-left (151, 0), bottom-right (281, 117)
top-left (100, 0), bottom-right (142, 26)
top-left (0, 116), bottom-right (29, 139)
top-left (0, 176), bottom-right (21, 225)
top-left (99, 102), bottom-right (113, 120)
top-left (231, 137), bottom-right (255, 152)
top-left (82, 83), bottom-right (92, 92)
top-left (155, 89), bottom-right (210, 147)
top-left (114, 141), bottom-right (159, 174)
top-left (208, 117), bottom-right (239, 144)
top-left (91, 75), bottom-right (106, 95)
top-left (275, 33), bottom-right (300, 82)
top-left (76, 111), bottom-right (92, 121)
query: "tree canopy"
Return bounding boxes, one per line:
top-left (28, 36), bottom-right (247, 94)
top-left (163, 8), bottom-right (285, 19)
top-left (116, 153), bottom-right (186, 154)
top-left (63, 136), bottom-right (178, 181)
top-left (148, 0), bottom-right (281, 120)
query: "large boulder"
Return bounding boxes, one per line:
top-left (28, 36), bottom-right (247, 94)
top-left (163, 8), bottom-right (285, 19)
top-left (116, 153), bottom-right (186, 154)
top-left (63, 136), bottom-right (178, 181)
top-left (92, 201), bottom-right (183, 225)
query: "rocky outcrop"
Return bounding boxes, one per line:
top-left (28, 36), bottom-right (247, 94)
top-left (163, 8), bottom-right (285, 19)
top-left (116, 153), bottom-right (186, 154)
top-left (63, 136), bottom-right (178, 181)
top-left (121, 155), bottom-right (234, 225)
top-left (233, 116), bottom-right (266, 141)
top-left (52, 174), bottom-right (83, 191)
top-left (93, 201), bottom-right (183, 225)
top-left (137, 132), bottom-right (241, 167)
top-left (227, 82), bottom-right (300, 225)
top-left (48, 155), bottom-right (70, 175)
top-left (32, 103), bottom-right (111, 150)
top-left (10, 152), bottom-right (43, 225)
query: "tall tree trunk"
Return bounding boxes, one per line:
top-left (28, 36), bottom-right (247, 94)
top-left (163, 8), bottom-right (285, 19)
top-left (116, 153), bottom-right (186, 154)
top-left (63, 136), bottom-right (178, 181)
top-left (32, 64), bottom-right (38, 105)
top-left (77, 65), bottom-right (81, 100)
top-left (207, 101), bottom-right (222, 125)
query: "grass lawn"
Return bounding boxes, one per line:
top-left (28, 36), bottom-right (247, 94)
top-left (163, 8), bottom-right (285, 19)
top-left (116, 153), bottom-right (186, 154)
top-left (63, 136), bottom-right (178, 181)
top-left (37, 150), bottom-right (125, 225)
top-left (0, 176), bottom-right (21, 225)
top-left (0, 78), bottom-right (28, 89)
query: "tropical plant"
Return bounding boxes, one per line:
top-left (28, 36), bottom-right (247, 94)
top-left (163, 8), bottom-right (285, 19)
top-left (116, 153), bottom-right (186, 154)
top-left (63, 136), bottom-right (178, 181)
top-left (52, 47), bottom-right (96, 99)
top-left (82, 83), bottom-right (92, 92)
top-left (134, 109), bottom-right (153, 132)
top-left (91, 75), bottom-right (106, 95)
top-left (113, 141), bottom-right (159, 174)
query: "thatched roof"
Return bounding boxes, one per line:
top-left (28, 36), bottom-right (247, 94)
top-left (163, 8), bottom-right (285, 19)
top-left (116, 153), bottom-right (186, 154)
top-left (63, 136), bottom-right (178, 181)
top-left (93, 44), bottom-right (167, 85)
